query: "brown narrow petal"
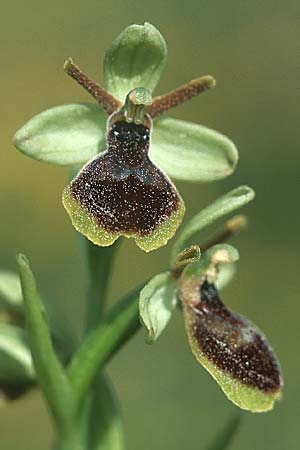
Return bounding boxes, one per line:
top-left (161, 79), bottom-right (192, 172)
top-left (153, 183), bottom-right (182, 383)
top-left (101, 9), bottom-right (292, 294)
top-left (64, 58), bottom-right (121, 114)
top-left (146, 75), bottom-right (216, 118)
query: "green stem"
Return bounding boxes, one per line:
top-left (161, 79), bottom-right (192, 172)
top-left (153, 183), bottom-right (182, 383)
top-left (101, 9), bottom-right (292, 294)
top-left (82, 374), bottom-right (126, 450)
top-left (68, 286), bottom-right (141, 408)
top-left (55, 433), bottom-right (84, 450)
top-left (205, 414), bottom-right (241, 450)
top-left (80, 238), bottom-right (119, 331)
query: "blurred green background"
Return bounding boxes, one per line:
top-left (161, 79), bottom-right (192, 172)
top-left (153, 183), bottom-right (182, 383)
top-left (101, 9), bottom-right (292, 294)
top-left (1, 0), bottom-right (299, 449)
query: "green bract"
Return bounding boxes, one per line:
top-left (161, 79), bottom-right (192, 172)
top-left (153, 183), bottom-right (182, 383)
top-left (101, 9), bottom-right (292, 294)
top-left (171, 185), bottom-right (255, 262)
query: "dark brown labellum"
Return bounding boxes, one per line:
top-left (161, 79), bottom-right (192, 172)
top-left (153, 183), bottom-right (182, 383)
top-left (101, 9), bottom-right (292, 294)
top-left (180, 276), bottom-right (283, 411)
top-left (195, 281), bottom-right (281, 392)
top-left (63, 119), bottom-right (185, 251)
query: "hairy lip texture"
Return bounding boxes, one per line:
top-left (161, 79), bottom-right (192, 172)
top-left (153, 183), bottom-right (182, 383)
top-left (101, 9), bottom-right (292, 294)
top-left (69, 120), bottom-right (181, 236)
top-left (186, 281), bottom-right (282, 392)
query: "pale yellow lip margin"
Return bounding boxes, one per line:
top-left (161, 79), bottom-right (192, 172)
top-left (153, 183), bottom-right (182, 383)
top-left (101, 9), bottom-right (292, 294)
top-left (62, 186), bottom-right (185, 252)
top-left (183, 310), bottom-right (282, 413)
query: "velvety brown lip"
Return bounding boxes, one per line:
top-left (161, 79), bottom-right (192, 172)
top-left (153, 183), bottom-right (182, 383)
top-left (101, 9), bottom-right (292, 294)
top-left (69, 120), bottom-right (181, 236)
top-left (189, 280), bottom-right (282, 392)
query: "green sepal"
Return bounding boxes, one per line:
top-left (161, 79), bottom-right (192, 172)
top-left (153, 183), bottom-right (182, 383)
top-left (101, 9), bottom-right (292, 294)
top-left (139, 272), bottom-right (177, 342)
top-left (151, 117), bottom-right (238, 182)
top-left (171, 185), bottom-right (255, 262)
top-left (103, 23), bottom-right (167, 102)
top-left (13, 103), bottom-right (107, 165)
top-left (13, 103), bottom-right (239, 188)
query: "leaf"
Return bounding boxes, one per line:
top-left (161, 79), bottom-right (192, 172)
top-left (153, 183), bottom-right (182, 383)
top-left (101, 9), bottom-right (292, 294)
top-left (0, 271), bottom-right (23, 313)
top-left (0, 324), bottom-right (34, 382)
top-left (103, 22), bottom-right (167, 102)
top-left (82, 374), bottom-right (126, 450)
top-left (13, 103), bottom-right (106, 165)
top-left (139, 272), bottom-right (177, 342)
top-left (17, 254), bottom-right (76, 430)
top-left (150, 117), bottom-right (238, 182)
top-left (0, 270), bottom-right (75, 367)
top-left (205, 414), bottom-right (241, 450)
top-left (171, 185), bottom-right (255, 262)
top-left (0, 270), bottom-right (74, 382)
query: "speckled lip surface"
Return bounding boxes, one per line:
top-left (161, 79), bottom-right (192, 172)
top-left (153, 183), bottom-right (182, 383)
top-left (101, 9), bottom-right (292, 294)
top-left (63, 120), bottom-right (185, 251)
top-left (185, 280), bottom-right (282, 393)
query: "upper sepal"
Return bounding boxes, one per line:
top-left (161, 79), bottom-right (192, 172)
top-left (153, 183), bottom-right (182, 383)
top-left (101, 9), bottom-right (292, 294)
top-left (103, 23), bottom-right (167, 102)
top-left (151, 117), bottom-right (238, 182)
top-left (13, 103), bottom-right (107, 166)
